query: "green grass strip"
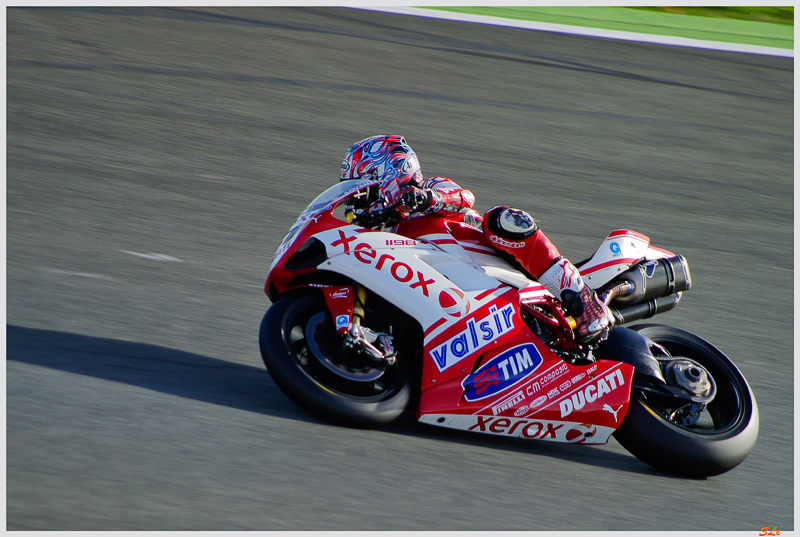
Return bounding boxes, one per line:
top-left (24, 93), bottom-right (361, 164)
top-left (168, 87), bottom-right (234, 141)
top-left (421, 7), bottom-right (793, 49)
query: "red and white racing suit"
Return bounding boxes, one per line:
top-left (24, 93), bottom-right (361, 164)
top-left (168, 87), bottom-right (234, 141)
top-left (403, 177), bottom-right (612, 342)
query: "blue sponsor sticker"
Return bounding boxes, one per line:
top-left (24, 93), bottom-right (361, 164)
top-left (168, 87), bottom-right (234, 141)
top-left (430, 303), bottom-right (515, 372)
top-left (610, 242), bottom-right (621, 256)
top-left (462, 343), bottom-right (543, 402)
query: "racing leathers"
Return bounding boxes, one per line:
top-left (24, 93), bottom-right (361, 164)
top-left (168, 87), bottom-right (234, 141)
top-left (396, 177), bottom-right (612, 343)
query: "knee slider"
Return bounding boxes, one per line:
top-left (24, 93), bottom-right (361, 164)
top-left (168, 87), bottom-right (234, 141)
top-left (485, 206), bottom-right (538, 240)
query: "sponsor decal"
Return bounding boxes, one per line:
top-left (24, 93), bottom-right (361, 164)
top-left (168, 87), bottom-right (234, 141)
top-left (418, 414), bottom-right (617, 444)
top-left (610, 242), bottom-right (621, 257)
top-left (555, 258), bottom-right (582, 290)
top-left (524, 363), bottom-right (567, 395)
top-left (531, 395), bottom-right (548, 408)
top-left (603, 404), bottom-right (624, 422)
top-left (571, 372), bottom-right (586, 384)
top-left (525, 381), bottom-right (541, 396)
top-left (492, 391), bottom-right (525, 415)
top-left (565, 423), bottom-right (598, 443)
top-left (385, 239), bottom-right (416, 246)
top-left (489, 235), bottom-right (525, 249)
top-left (430, 303), bottom-right (516, 372)
top-left (560, 369), bottom-right (626, 418)
top-left (559, 380), bottom-right (572, 392)
top-left (335, 315), bottom-right (349, 331)
top-left (547, 386), bottom-right (560, 399)
top-left (463, 343), bottom-right (543, 402)
top-left (540, 363), bottom-right (569, 386)
top-left (468, 415), bottom-right (565, 439)
top-left (330, 230), bottom-right (435, 297)
top-left (514, 405), bottom-right (530, 417)
top-left (321, 286), bottom-right (353, 334)
top-left (439, 287), bottom-right (470, 318)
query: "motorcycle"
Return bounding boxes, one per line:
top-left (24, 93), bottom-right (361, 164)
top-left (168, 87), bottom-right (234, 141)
top-left (259, 178), bottom-right (759, 477)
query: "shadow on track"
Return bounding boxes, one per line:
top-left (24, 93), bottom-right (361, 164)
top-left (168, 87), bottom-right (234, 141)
top-left (7, 324), bottom-right (291, 418)
top-left (7, 324), bottom-right (685, 479)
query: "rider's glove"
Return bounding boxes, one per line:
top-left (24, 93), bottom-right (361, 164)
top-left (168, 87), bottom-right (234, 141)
top-left (356, 207), bottom-right (386, 229)
top-left (399, 187), bottom-right (434, 215)
top-left (561, 287), bottom-right (613, 344)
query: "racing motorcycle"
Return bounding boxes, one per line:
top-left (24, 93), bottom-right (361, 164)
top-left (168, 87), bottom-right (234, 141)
top-left (259, 178), bottom-right (759, 477)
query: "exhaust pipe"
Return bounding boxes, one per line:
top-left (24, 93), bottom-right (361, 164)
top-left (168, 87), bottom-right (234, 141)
top-left (613, 255), bottom-right (692, 304)
top-left (605, 255), bottom-right (692, 325)
top-left (611, 293), bottom-right (683, 325)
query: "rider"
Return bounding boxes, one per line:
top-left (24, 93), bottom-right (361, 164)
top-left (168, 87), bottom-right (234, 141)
top-left (340, 135), bottom-right (612, 344)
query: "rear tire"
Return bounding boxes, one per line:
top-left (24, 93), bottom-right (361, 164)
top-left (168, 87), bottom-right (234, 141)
top-left (613, 324), bottom-right (759, 477)
top-left (259, 290), bottom-right (411, 428)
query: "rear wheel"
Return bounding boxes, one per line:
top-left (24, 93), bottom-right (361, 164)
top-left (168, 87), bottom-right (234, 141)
top-left (259, 290), bottom-right (411, 428)
top-left (613, 324), bottom-right (759, 477)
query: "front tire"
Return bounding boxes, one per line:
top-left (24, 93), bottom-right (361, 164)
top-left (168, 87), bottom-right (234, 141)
top-left (613, 324), bottom-right (759, 477)
top-left (259, 290), bottom-right (411, 428)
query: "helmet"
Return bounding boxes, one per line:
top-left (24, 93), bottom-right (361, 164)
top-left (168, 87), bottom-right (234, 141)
top-left (340, 135), bottom-right (423, 205)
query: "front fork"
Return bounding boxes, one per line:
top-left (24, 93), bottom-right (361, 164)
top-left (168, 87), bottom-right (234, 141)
top-left (321, 283), bottom-right (396, 364)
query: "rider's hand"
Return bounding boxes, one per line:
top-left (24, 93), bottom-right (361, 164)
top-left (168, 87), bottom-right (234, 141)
top-left (355, 206), bottom-right (386, 228)
top-left (399, 187), bottom-right (434, 215)
top-left (568, 287), bottom-right (613, 344)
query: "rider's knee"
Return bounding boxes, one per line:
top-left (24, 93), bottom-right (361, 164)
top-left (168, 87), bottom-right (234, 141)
top-left (484, 206), bottom-right (538, 240)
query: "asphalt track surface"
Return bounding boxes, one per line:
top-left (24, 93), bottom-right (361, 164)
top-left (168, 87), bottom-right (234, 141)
top-left (7, 7), bottom-right (794, 531)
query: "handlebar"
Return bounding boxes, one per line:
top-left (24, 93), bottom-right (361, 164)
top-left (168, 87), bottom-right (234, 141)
top-left (348, 198), bottom-right (403, 228)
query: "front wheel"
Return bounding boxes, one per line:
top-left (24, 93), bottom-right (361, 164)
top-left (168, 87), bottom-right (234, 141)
top-left (613, 324), bottom-right (759, 477)
top-left (259, 290), bottom-right (411, 428)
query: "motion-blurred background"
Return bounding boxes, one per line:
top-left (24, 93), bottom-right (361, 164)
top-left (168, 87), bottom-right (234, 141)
top-left (7, 7), bottom-right (793, 531)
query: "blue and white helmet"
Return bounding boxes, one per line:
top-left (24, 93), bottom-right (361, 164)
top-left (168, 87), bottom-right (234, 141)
top-left (341, 135), bottom-right (423, 205)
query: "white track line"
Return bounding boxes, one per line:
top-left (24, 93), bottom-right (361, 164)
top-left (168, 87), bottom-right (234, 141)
top-left (120, 250), bottom-right (184, 262)
top-left (360, 7), bottom-right (794, 58)
top-left (45, 269), bottom-right (115, 280)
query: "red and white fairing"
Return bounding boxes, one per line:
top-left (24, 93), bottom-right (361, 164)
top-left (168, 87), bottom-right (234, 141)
top-left (579, 229), bottom-right (677, 289)
top-left (268, 179), bottom-right (648, 444)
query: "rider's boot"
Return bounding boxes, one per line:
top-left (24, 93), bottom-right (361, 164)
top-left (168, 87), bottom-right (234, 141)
top-left (483, 206), bottom-right (612, 343)
top-left (538, 257), bottom-right (612, 343)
